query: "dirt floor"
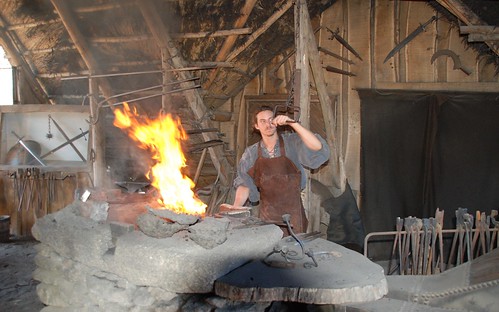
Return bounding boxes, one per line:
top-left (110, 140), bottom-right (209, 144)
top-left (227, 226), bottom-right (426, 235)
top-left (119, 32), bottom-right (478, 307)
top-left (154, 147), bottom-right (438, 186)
top-left (0, 237), bottom-right (45, 312)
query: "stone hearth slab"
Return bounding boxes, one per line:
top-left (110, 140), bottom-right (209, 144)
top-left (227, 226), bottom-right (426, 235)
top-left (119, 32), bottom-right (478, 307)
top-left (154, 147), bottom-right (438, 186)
top-left (32, 200), bottom-right (284, 294)
top-left (111, 224), bottom-right (283, 293)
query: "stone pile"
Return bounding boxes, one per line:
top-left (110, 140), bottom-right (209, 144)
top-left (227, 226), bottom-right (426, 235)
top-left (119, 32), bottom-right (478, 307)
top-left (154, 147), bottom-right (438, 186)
top-left (31, 199), bottom-right (283, 311)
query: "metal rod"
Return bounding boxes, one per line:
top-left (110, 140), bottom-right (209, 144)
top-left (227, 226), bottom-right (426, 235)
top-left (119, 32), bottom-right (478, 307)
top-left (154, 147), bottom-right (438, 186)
top-left (40, 130), bottom-right (89, 159)
top-left (11, 131), bottom-right (46, 166)
top-left (61, 67), bottom-right (216, 81)
top-left (49, 115), bottom-right (86, 161)
top-left (101, 85), bottom-right (201, 108)
top-left (97, 77), bottom-right (200, 107)
top-left (193, 148), bottom-right (208, 186)
top-left (363, 228), bottom-right (499, 258)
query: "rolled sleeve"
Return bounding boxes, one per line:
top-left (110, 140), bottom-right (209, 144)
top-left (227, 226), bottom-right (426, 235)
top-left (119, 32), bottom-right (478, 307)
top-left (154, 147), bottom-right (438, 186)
top-left (286, 133), bottom-right (330, 169)
top-left (233, 145), bottom-right (260, 202)
top-left (305, 134), bottom-right (330, 169)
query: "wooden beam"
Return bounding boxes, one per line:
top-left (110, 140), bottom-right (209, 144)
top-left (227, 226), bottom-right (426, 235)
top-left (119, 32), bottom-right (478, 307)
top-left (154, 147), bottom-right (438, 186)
top-left (304, 32), bottom-right (335, 148)
top-left (23, 46), bottom-right (74, 55)
top-left (436, 0), bottom-right (481, 25)
top-left (171, 28), bottom-right (252, 39)
top-left (7, 19), bottom-right (60, 30)
top-left (302, 0), bottom-right (345, 194)
top-left (188, 62), bottom-right (234, 68)
top-left (373, 82), bottom-right (499, 93)
top-left (89, 29), bottom-right (254, 43)
top-left (50, 0), bottom-right (116, 187)
top-left (226, 0), bottom-right (294, 62)
top-left (91, 35), bottom-right (152, 44)
top-left (138, 0), bottom-right (231, 186)
top-left (37, 63), bottom-right (232, 79)
top-left (435, 0), bottom-right (499, 55)
top-left (295, 0), bottom-right (313, 231)
top-left (467, 34), bottom-right (499, 42)
top-left (204, 0), bottom-right (258, 89)
top-left (72, 1), bottom-right (135, 13)
top-left (0, 104), bottom-right (89, 114)
top-left (50, 0), bottom-right (115, 101)
top-left (296, 0), bottom-right (310, 128)
top-left (460, 25), bottom-right (499, 35)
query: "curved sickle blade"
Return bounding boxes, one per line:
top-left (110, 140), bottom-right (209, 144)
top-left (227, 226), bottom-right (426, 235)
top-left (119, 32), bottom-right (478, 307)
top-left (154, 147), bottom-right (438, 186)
top-left (431, 49), bottom-right (472, 75)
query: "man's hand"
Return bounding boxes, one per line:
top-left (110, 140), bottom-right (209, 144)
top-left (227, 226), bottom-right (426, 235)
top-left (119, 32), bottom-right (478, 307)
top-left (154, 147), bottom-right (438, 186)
top-left (218, 204), bottom-right (252, 217)
top-left (219, 203), bottom-right (251, 212)
top-left (271, 115), bottom-right (295, 126)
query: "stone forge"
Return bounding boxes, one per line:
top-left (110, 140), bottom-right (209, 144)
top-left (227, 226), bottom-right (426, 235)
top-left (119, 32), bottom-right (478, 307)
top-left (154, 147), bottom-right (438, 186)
top-left (31, 195), bottom-right (283, 311)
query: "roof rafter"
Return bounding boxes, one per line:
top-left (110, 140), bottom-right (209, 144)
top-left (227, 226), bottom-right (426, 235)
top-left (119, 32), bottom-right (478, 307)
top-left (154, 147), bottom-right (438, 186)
top-left (226, 0), bottom-right (294, 62)
top-left (436, 0), bottom-right (499, 55)
top-left (204, 0), bottom-right (259, 90)
top-left (50, 0), bottom-right (116, 102)
top-left (138, 0), bottom-right (231, 186)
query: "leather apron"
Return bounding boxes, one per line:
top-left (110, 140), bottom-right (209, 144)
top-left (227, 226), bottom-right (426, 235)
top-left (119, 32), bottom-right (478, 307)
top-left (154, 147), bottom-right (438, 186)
top-left (248, 135), bottom-right (307, 233)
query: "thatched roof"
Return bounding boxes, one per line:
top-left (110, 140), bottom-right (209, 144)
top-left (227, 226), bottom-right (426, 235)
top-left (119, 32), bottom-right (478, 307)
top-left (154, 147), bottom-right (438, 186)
top-left (0, 0), bottom-right (497, 109)
top-left (0, 0), bottom-right (334, 108)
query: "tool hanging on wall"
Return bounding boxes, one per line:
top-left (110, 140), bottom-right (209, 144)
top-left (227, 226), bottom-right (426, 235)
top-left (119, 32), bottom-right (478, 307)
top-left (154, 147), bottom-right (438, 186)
top-left (324, 65), bottom-right (356, 77)
top-left (10, 169), bottom-right (75, 219)
top-left (11, 131), bottom-right (46, 166)
top-left (41, 130), bottom-right (89, 159)
top-left (46, 115), bottom-right (53, 139)
top-left (79, 128), bottom-right (88, 141)
top-left (48, 115), bottom-right (86, 161)
top-left (430, 49), bottom-right (473, 75)
top-left (384, 15), bottom-right (437, 64)
top-left (318, 46), bottom-right (355, 65)
top-left (326, 27), bottom-right (363, 61)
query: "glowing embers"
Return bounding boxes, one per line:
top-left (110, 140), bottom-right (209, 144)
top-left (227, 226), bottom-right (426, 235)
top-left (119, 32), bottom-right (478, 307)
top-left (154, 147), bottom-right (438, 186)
top-left (113, 103), bottom-right (206, 215)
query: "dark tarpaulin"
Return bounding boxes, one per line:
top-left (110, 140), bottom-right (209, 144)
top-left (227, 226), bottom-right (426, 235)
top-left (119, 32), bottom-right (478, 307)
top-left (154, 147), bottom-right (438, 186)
top-left (359, 90), bottom-right (499, 260)
top-left (311, 178), bottom-right (365, 252)
top-left (323, 181), bottom-right (365, 252)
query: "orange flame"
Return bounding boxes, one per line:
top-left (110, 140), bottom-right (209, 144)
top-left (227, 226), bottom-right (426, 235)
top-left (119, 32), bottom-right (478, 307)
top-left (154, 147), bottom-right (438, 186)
top-left (113, 103), bottom-right (206, 215)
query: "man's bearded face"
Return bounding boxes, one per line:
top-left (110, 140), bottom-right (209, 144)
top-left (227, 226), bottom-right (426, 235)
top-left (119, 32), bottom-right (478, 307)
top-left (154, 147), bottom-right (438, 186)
top-left (254, 110), bottom-right (276, 136)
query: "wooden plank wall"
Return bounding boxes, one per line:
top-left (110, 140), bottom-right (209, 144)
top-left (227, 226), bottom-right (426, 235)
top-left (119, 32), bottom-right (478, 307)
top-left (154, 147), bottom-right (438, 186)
top-left (0, 105), bottom-right (93, 237)
top-left (325, 0), bottom-right (497, 195)
top-left (0, 172), bottom-right (91, 237)
top-left (232, 0), bottom-right (498, 205)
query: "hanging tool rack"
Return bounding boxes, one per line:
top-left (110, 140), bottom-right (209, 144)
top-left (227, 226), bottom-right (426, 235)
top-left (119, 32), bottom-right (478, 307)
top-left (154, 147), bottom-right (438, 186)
top-left (8, 169), bottom-right (77, 236)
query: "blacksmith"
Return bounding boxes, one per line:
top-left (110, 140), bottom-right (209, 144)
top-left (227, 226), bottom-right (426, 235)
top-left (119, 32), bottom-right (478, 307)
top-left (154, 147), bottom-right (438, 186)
top-left (228, 105), bottom-right (330, 233)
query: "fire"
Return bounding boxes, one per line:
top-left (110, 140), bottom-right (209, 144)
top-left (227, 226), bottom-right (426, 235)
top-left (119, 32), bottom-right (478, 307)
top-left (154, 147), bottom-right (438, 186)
top-left (113, 102), bottom-right (206, 215)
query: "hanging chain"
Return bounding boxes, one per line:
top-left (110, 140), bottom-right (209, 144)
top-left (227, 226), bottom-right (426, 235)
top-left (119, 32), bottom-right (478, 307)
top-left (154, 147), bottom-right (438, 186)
top-left (285, 72), bottom-right (295, 108)
top-left (46, 114), bottom-right (53, 139)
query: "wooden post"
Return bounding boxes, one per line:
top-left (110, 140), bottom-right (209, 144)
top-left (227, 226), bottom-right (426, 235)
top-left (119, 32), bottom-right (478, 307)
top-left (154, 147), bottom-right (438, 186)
top-left (161, 47), bottom-right (172, 112)
top-left (193, 148), bottom-right (208, 186)
top-left (304, 0), bottom-right (345, 194)
top-left (235, 90), bottom-right (247, 167)
top-left (89, 77), bottom-right (106, 187)
top-left (295, 0), bottom-right (312, 230)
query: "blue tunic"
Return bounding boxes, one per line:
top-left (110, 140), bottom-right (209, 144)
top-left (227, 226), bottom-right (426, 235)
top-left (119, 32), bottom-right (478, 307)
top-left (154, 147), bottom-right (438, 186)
top-left (233, 132), bottom-right (330, 203)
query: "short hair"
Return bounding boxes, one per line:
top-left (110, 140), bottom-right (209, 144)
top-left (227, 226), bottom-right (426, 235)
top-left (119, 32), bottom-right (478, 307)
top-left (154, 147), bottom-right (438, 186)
top-left (253, 105), bottom-right (273, 125)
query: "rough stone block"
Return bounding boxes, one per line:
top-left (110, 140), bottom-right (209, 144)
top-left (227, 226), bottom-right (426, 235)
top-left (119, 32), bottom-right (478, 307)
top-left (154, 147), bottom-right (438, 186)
top-left (32, 201), bottom-right (113, 266)
top-left (110, 224), bottom-right (283, 293)
top-left (109, 221), bottom-right (135, 235)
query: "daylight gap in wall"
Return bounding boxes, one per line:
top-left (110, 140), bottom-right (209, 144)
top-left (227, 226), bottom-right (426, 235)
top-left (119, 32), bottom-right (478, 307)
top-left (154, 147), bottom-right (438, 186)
top-left (0, 46), bottom-right (13, 105)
